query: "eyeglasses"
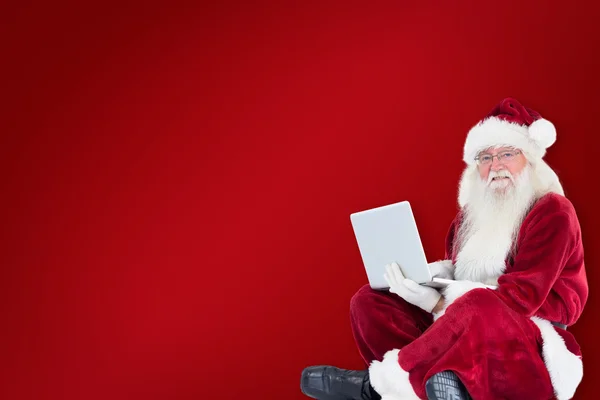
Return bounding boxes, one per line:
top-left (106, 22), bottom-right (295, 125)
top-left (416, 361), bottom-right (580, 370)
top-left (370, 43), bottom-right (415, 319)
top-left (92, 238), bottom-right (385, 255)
top-left (475, 150), bottom-right (522, 166)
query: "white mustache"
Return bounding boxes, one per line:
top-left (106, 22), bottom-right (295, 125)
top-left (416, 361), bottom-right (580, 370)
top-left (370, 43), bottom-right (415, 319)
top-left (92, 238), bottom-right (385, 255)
top-left (487, 169), bottom-right (514, 184)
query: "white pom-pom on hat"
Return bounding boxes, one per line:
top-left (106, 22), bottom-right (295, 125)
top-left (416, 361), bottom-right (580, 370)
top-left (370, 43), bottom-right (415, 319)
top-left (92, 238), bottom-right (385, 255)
top-left (528, 118), bottom-right (557, 149)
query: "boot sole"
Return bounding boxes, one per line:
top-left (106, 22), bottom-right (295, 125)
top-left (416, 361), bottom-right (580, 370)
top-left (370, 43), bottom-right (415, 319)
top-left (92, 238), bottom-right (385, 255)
top-left (425, 371), bottom-right (472, 400)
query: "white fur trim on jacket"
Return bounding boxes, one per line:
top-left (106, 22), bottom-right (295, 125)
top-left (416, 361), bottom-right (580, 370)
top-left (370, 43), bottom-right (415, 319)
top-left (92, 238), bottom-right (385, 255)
top-left (432, 280), bottom-right (492, 321)
top-left (463, 117), bottom-right (556, 164)
top-left (530, 317), bottom-right (583, 400)
top-left (368, 349), bottom-right (420, 400)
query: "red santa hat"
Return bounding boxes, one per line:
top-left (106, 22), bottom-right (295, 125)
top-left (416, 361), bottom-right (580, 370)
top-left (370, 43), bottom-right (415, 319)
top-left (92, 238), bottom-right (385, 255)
top-left (463, 97), bottom-right (557, 165)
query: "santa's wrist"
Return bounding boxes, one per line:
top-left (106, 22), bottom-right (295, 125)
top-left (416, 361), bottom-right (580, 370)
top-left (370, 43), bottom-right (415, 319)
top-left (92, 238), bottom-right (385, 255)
top-left (422, 291), bottom-right (442, 313)
top-left (432, 296), bottom-right (445, 314)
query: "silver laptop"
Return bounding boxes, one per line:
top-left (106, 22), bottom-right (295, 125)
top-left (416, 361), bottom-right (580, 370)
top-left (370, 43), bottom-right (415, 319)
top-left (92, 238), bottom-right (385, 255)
top-left (350, 201), bottom-right (434, 290)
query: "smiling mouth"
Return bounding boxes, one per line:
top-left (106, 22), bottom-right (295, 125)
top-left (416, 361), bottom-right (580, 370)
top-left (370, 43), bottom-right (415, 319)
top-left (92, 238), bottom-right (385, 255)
top-left (492, 177), bottom-right (510, 181)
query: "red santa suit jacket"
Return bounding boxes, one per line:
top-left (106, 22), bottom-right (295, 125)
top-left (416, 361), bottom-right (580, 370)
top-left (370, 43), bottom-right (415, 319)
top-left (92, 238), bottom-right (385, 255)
top-left (439, 192), bottom-right (589, 399)
top-left (444, 192), bottom-right (588, 329)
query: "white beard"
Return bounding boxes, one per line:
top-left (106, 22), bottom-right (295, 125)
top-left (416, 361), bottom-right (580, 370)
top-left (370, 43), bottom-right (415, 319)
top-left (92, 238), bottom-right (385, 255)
top-left (453, 164), bottom-right (538, 285)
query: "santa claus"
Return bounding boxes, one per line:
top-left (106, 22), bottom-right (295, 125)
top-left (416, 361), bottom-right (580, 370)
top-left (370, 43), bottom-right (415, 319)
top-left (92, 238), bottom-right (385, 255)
top-left (300, 97), bottom-right (588, 400)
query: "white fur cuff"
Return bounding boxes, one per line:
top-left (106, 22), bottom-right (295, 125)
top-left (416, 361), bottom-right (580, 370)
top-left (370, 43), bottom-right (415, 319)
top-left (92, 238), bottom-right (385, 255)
top-left (369, 349), bottom-right (420, 400)
top-left (531, 317), bottom-right (583, 400)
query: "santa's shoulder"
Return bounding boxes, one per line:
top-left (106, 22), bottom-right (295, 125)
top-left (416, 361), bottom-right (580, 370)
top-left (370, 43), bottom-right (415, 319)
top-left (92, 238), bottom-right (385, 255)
top-left (527, 193), bottom-right (580, 224)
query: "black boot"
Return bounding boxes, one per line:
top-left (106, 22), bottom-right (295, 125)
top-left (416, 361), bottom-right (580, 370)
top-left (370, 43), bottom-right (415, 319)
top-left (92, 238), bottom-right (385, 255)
top-left (300, 366), bottom-right (381, 400)
top-left (425, 371), bottom-right (472, 400)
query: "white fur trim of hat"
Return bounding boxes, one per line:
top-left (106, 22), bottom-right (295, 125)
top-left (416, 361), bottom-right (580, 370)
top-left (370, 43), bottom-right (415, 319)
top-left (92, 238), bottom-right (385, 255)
top-left (463, 98), bottom-right (557, 165)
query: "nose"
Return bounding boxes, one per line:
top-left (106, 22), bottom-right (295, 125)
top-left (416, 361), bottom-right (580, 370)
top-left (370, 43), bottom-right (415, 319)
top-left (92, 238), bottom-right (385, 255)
top-left (490, 157), bottom-right (505, 171)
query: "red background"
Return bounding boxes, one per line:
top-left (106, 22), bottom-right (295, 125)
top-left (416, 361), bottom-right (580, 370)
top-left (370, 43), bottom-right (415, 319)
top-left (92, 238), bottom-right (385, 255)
top-left (2, 1), bottom-right (599, 399)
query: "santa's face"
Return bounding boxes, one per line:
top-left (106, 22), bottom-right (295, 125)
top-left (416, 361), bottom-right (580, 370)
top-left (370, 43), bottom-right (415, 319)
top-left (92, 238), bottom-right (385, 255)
top-left (454, 149), bottom-right (536, 285)
top-left (476, 147), bottom-right (528, 192)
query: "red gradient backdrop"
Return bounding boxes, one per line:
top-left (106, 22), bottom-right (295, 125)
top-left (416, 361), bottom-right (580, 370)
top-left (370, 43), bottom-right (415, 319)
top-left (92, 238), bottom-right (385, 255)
top-left (2, 1), bottom-right (599, 399)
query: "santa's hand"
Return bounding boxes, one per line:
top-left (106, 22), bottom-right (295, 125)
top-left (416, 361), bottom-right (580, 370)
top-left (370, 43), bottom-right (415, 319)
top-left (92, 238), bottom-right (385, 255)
top-left (427, 260), bottom-right (455, 280)
top-left (384, 262), bottom-right (441, 313)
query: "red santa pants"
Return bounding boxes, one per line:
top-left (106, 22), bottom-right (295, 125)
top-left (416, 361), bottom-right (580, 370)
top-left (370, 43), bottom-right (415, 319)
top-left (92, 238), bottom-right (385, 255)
top-left (350, 284), bottom-right (556, 399)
